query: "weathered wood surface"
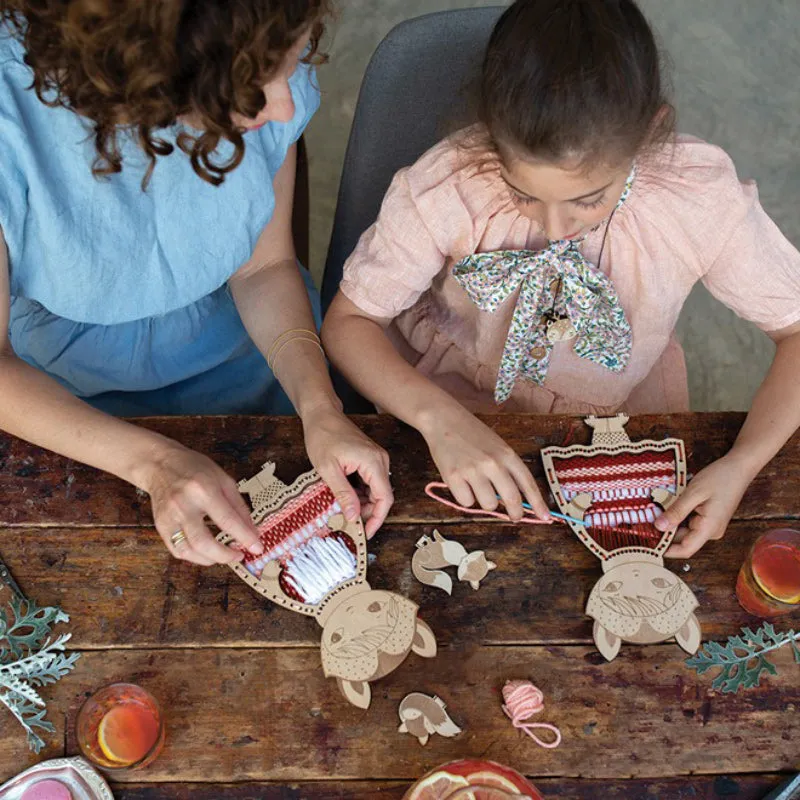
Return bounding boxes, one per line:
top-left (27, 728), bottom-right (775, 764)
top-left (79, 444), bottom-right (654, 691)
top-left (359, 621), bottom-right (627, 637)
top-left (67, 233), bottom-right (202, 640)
top-left (1, 647), bottom-right (798, 782)
top-left (1, 521), bottom-right (793, 648)
top-left (2, 413), bottom-right (799, 527)
top-left (0, 414), bottom-right (797, 794)
top-left (112, 773), bottom-right (788, 799)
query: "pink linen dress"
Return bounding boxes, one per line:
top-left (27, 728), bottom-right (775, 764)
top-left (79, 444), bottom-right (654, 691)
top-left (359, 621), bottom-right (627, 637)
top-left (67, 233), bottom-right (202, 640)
top-left (340, 133), bottom-right (800, 414)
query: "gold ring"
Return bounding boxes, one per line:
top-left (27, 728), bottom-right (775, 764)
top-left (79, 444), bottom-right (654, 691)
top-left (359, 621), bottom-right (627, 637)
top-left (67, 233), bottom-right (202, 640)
top-left (170, 529), bottom-right (188, 547)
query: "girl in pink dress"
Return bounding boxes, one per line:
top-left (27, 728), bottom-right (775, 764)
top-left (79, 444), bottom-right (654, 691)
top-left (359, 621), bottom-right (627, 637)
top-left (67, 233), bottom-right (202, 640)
top-left (323, 0), bottom-right (800, 557)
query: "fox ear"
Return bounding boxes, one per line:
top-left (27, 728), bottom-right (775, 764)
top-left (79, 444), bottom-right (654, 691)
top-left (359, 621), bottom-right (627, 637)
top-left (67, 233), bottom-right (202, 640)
top-left (337, 678), bottom-right (371, 709)
top-left (411, 618), bottom-right (437, 659)
top-left (675, 614), bottom-right (702, 655)
top-left (593, 620), bottom-right (621, 661)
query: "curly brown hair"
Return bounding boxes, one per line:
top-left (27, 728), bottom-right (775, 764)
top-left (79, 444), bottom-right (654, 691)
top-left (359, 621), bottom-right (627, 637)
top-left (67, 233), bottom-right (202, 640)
top-left (0, 0), bottom-right (331, 186)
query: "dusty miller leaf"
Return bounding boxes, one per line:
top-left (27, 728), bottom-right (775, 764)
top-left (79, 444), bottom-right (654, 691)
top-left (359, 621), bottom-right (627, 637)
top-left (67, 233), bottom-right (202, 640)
top-left (1, 635), bottom-right (81, 688)
top-left (1, 690), bottom-right (56, 753)
top-left (0, 596), bottom-right (70, 661)
top-left (685, 623), bottom-right (799, 694)
top-left (0, 598), bottom-right (79, 752)
top-left (0, 675), bottom-right (45, 706)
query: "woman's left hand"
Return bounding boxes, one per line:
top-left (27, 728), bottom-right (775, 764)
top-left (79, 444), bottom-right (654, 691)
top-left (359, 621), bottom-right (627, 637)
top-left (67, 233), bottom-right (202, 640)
top-left (301, 404), bottom-right (393, 538)
top-left (656, 452), bottom-right (755, 558)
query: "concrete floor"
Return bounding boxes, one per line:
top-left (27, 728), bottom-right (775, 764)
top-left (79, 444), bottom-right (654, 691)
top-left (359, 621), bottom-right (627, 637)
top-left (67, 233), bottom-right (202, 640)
top-left (304, 1), bottom-right (800, 412)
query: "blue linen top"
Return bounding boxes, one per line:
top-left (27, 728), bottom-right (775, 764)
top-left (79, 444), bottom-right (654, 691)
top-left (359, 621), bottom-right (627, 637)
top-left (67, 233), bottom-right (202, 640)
top-left (0, 28), bottom-right (320, 415)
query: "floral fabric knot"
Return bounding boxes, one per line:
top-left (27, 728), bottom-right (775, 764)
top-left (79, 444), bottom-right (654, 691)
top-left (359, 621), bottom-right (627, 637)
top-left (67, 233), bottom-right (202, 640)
top-left (452, 166), bottom-right (636, 404)
top-left (453, 241), bottom-right (632, 404)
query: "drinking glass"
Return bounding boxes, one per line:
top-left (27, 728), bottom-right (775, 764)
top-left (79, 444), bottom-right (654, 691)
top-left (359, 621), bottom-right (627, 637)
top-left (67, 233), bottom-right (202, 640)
top-left (736, 528), bottom-right (800, 618)
top-left (447, 789), bottom-right (534, 799)
top-left (76, 683), bottom-right (165, 770)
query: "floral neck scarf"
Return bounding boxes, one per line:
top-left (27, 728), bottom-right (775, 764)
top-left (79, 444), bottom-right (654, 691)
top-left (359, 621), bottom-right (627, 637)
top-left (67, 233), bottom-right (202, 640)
top-left (452, 167), bottom-right (635, 404)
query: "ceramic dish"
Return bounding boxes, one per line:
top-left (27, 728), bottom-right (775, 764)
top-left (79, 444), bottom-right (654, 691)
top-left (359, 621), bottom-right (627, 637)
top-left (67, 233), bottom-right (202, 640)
top-left (0, 757), bottom-right (113, 800)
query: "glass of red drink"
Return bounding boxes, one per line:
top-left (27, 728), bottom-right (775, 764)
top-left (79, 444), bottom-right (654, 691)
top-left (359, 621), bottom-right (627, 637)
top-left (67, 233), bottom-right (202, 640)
top-left (403, 759), bottom-right (542, 799)
top-left (447, 789), bottom-right (534, 799)
top-left (76, 683), bottom-right (165, 771)
top-left (736, 528), bottom-right (800, 618)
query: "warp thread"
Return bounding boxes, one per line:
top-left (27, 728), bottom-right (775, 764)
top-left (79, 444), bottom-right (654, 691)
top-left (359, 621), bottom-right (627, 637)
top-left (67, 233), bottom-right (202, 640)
top-left (501, 680), bottom-right (562, 749)
top-left (425, 483), bottom-right (551, 526)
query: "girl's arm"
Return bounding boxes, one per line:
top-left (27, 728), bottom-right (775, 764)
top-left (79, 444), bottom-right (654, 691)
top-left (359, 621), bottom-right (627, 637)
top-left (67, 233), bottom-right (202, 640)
top-left (0, 228), bottom-right (263, 565)
top-left (658, 321), bottom-right (800, 557)
top-left (322, 292), bottom-right (550, 521)
top-left (229, 145), bottom-right (392, 537)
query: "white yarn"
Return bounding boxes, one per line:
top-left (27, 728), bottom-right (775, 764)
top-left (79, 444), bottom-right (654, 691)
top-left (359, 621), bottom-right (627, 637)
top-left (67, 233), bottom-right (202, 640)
top-left (283, 536), bottom-right (357, 604)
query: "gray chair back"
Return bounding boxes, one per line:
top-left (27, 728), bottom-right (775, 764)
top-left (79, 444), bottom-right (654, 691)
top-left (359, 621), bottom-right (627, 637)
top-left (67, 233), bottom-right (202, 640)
top-left (321, 6), bottom-right (505, 313)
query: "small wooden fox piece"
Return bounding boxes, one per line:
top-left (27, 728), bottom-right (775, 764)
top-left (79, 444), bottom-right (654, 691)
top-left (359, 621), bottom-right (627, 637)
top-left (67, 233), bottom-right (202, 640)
top-left (412, 530), bottom-right (496, 594)
top-left (398, 692), bottom-right (462, 745)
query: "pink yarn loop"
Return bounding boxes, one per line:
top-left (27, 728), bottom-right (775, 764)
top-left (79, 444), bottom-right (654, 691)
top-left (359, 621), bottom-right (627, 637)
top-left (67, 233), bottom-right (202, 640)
top-left (424, 482), bottom-right (552, 525)
top-left (501, 680), bottom-right (562, 749)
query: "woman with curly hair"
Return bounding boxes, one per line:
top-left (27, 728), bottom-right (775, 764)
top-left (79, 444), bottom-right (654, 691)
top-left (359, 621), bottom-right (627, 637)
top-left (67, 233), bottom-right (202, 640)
top-left (0, 1), bottom-right (393, 565)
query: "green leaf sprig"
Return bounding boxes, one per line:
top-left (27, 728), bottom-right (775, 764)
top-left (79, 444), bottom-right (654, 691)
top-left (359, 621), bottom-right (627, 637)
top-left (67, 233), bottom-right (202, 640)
top-left (685, 622), bottom-right (800, 694)
top-left (0, 597), bottom-right (80, 752)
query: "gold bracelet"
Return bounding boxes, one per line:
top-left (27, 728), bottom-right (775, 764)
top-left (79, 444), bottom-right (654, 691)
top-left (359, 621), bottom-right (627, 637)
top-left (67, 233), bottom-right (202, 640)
top-left (268, 335), bottom-right (325, 372)
top-left (266, 328), bottom-right (320, 369)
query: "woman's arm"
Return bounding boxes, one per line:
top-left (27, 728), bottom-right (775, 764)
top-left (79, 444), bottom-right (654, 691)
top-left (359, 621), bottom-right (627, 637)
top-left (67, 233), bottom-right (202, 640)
top-left (229, 145), bottom-right (392, 536)
top-left (0, 228), bottom-right (262, 565)
top-left (659, 321), bottom-right (800, 557)
top-left (322, 292), bottom-right (550, 521)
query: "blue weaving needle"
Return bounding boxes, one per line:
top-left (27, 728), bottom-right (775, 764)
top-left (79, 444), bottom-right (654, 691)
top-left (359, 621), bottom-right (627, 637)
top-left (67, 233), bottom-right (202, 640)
top-left (496, 495), bottom-right (586, 526)
top-left (549, 510), bottom-right (588, 526)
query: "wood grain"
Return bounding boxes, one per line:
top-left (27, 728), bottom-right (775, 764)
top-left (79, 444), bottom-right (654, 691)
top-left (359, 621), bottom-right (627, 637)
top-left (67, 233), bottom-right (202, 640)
top-left (111, 773), bottom-right (788, 800)
top-left (0, 521), bottom-right (793, 649)
top-left (1, 646), bottom-right (797, 782)
top-left (2, 413), bottom-right (799, 527)
top-left (1, 413), bottom-right (796, 794)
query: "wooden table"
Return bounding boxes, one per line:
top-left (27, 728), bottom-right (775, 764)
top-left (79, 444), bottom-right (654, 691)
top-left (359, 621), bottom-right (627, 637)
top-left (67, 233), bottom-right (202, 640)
top-left (0, 413), bottom-right (798, 799)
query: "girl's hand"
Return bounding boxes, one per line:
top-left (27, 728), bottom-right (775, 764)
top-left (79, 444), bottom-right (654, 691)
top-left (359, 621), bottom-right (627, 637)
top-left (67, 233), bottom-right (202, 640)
top-left (139, 442), bottom-right (265, 566)
top-left (657, 452), bottom-right (755, 558)
top-left (301, 405), bottom-right (393, 538)
top-left (420, 404), bottom-right (550, 521)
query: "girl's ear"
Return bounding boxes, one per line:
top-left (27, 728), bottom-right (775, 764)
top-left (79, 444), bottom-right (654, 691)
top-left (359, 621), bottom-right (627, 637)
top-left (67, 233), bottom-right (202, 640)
top-left (643, 103), bottom-right (676, 147)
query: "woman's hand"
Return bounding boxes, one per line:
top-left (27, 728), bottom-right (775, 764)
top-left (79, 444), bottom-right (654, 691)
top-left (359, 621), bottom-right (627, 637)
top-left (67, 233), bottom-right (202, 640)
top-left (301, 404), bottom-right (393, 538)
top-left (657, 452), bottom-right (755, 558)
top-left (138, 441), bottom-right (264, 566)
top-left (420, 403), bottom-right (550, 521)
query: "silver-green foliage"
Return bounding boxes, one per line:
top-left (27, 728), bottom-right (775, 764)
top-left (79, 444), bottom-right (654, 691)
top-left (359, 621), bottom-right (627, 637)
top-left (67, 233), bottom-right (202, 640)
top-left (685, 622), bottom-right (800, 693)
top-left (0, 596), bottom-right (80, 752)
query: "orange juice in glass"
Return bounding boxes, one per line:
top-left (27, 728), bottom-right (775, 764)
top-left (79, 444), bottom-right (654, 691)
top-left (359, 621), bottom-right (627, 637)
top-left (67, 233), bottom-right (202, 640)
top-left (76, 683), bottom-right (165, 770)
top-left (736, 528), bottom-right (800, 618)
